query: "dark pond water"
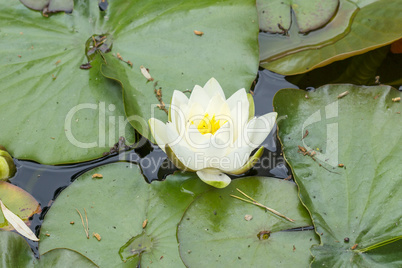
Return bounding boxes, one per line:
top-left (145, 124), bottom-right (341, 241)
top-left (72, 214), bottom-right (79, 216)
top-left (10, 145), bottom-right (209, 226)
top-left (6, 46), bottom-right (402, 257)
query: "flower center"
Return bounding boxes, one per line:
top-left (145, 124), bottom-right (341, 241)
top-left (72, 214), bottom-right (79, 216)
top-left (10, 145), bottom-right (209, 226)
top-left (195, 113), bottom-right (224, 135)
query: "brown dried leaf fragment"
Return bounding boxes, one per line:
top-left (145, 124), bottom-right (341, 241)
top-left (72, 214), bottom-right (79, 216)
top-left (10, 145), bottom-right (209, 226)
top-left (153, 82), bottom-right (168, 115)
top-left (93, 232), bottom-right (101, 241)
top-left (284, 175), bottom-right (292, 181)
top-left (337, 91), bottom-right (349, 99)
top-left (142, 219), bottom-right (148, 228)
top-left (244, 214), bottom-right (253, 221)
top-left (80, 63), bottom-right (92, 70)
top-left (194, 30), bottom-right (204, 36)
top-left (92, 173), bottom-right (103, 179)
top-left (301, 130), bottom-right (309, 140)
top-left (298, 145), bottom-right (307, 154)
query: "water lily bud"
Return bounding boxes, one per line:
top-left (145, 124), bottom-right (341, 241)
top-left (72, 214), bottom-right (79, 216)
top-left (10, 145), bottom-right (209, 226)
top-left (0, 146), bottom-right (16, 180)
top-left (148, 78), bottom-right (277, 188)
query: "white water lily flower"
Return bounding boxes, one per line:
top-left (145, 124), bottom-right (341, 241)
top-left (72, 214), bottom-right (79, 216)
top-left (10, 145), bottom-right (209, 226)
top-left (149, 78), bottom-right (277, 188)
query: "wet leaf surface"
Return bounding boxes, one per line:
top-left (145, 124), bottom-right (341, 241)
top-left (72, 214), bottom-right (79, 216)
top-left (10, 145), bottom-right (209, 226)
top-left (274, 85), bottom-right (402, 266)
top-left (0, 230), bottom-right (97, 267)
top-left (261, 0), bottom-right (402, 75)
top-left (0, 0), bottom-right (135, 164)
top-left (178, 177), bottom-right (318, 267)
top-left (39, 163), bottom-right (210, 267)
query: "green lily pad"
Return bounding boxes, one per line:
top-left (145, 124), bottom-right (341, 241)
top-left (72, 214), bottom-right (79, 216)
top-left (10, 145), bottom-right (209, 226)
top-left (261, 0), bottom-right (402, 75)
top-left (178, 177), bottom-right (319, 267)
top-left (273, 85), bottom-right (402, 266)
top-left (0, 0), bottom-right (135, 165)
top-left (0, 0), bottom-right (259, 164)
top-left (0, 181), bottom-right (41, 231)
top-left (39, 163), bottom-right (210, 267)
top-left (0, 230), bottom-right (97, 267)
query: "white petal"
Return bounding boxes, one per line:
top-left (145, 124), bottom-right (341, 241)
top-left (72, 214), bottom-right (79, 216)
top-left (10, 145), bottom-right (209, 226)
top-left (244, 112), bottom-right (277, 150)
top-left (0, 199), bottom-right (39, 241)
top-left (227, 89), bottom-right (249, 142)
top-left (166, 123), bottom-right (204, 170)
top-left (203, 77), bottom-right (225, 100)
top-left (170, 90), bottom-right (189, 133)
top-left (188, 85), bottom-right (211, 108)
top-left (227, 146), bottom-right (264, 175)
top-left (196, 169), bottom-right (231, 188)
top-left (204, 94), bottom-right (231, 118)
top-left (227, 88), bottom-right (248, 112)
top-left (218, 144), bottom-right (254, 172)
top-left (171, 90), bottom-right (189, 109)
top-left (185, 102), bottom-right (204, 128)
top-left (211, 121), bottom-right (233, 150)
top-left (184, 123), bottom-right (212, 151)
top-left (168, 143), bottom-right (200, 170)
top-left (148, 118), bottom-right (169, 152)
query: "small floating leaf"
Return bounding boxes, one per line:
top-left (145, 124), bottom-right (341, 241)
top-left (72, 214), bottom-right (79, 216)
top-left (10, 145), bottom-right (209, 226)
top-left (257, 0), bottom-right (339, 34)
top-left (0, 200), bottom-right (39, 241)
top-left (262, 0), bottom-right (402, 75)
top-left (0, 181), bottom-right (41, 231)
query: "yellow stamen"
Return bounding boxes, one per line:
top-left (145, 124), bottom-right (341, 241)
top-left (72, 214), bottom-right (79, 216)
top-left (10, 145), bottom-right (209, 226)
top-left (195, 113), bottom-right (225, 135)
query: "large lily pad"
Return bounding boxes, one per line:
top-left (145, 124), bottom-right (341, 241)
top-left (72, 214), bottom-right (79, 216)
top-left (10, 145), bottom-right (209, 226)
top-left (178, 177), bottom-right (319, 267)
top-left (273, 85), bottom-right (402, 266)
top-left (0, 0), bottom-right (259, 164)
top-left (0, 0), bottom-right (135, 164)
top-left (0, 181), bottom-right (41, 231)
top-left (261, 0), bottom-right (402, 75)
top-left (39, 163), bottom-right (210, 267)
top-left (0, 230), bottom-right (97, 267)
